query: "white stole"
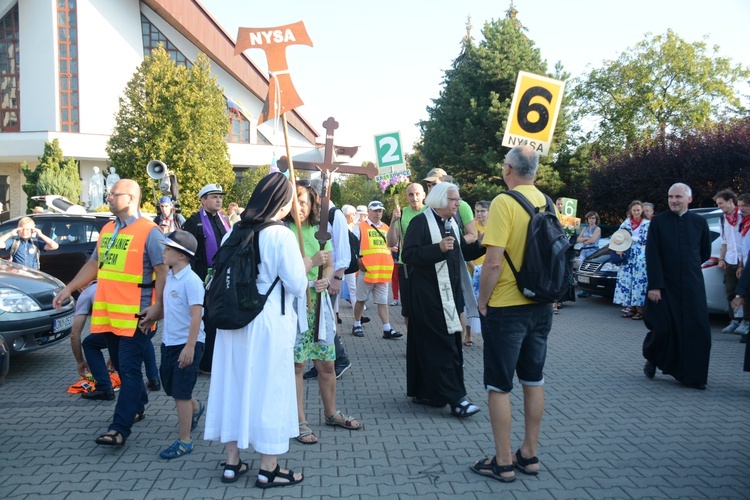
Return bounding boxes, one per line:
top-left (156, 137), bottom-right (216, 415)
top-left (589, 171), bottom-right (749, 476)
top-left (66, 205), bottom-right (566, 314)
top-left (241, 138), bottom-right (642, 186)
top-left (425, 212), bottom-right (463, 333)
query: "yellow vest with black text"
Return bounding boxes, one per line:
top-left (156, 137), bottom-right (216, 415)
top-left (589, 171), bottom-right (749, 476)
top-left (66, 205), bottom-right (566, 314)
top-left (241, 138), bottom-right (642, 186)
top-left (358, 221), bottom-right (392, 283)
top-left (91, 218), bottom-right (157, 337)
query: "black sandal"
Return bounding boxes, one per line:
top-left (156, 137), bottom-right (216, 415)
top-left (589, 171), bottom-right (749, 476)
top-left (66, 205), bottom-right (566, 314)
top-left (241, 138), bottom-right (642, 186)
top-left (221, 460), bottom-right (249, 483)
top-left (95, 431), bottom-right (125, 446)
top-left (255, 463), bottom-right (304, 489)
top-left (470, 456), bottom-right (515, 482)
top-left (133, 410), bottom-right (146, 424)
top-left (450, 400), bottom-right (480, 418)
top-left (514, 449), bottom-right (540, 475)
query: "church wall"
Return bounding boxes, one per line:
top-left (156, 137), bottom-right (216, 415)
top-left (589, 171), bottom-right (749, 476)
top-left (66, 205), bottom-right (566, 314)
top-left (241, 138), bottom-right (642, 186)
top-left (18, 0), bottom-right (58, 132)
top-left (77, 0), bottom-right (144, 135)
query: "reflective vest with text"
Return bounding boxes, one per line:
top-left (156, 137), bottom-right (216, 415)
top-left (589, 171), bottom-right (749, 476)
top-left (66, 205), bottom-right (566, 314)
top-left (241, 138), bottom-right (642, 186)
top-left (358, 221), bottom-right (393, 284)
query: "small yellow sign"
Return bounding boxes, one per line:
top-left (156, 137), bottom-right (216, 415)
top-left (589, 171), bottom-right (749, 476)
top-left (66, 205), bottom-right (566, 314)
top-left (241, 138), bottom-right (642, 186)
top-left (502, 71), bottom-right (566, 155)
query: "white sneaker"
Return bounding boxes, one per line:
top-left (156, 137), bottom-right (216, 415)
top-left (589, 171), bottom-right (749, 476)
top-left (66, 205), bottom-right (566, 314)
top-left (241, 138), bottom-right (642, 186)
top-left (734, 321), bottom-right (750, 335)
top-left (390, 300), bottom-right (399, 306)
top-left (722, 320), bottom-right (741, 334)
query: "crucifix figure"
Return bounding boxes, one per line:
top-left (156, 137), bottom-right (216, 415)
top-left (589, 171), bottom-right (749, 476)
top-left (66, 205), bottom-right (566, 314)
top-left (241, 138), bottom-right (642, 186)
top-left (278, 117), bottom-right (378, 340)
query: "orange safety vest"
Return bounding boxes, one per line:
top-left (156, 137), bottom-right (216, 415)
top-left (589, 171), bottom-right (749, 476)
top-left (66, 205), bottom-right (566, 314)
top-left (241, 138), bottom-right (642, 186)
top-left (358, 220), bottom-right (393, 283)
top-left (91, 218), bottom-right (157, 337)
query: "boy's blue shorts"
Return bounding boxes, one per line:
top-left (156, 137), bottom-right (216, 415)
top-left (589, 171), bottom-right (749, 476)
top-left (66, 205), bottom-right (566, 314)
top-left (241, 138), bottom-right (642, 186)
top-left (159, 342), bottom-right (204, 400)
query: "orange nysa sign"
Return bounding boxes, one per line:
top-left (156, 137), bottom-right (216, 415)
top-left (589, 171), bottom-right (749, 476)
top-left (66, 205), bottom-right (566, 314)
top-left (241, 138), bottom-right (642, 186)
top-left (235, 21), bottom-right (313, 125)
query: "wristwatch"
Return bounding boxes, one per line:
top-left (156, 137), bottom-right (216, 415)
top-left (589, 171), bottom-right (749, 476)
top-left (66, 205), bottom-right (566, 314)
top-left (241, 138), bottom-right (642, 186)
top-left (332, 275), bottom-right (343, 281)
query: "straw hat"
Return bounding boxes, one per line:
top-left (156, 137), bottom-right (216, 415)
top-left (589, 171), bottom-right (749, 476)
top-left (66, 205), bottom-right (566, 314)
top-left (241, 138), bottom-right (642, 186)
top-left (608, 229), bottom-right (633, 252)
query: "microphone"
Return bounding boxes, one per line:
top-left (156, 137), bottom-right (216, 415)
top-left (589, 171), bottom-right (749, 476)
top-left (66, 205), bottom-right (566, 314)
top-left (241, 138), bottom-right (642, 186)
top-left (444, 218), bottom-right (453, 254)
top-left (444, 218), bottom-right (453, 238)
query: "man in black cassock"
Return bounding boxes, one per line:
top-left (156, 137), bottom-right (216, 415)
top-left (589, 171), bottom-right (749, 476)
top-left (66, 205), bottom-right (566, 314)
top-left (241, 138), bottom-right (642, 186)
top-left (402, 182), bottom-right (485, 417)
top-left (643, 183), bottom-right (711, 389)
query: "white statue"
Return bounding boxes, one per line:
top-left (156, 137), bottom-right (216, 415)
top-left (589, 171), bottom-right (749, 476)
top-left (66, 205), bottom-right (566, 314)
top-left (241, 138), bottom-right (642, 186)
top-left (89, 166), bottom-right (105, 210)
top-left (105, 166), bottom-right (120, 195)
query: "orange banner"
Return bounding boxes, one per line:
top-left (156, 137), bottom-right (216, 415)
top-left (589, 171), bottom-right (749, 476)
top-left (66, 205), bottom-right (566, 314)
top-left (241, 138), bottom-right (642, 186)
top-left (235, 21), bottom-right (313, 124)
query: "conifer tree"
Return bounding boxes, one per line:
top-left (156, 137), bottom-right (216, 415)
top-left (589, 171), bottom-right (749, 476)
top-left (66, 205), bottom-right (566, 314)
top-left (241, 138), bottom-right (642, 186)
top-left (414, 7), bottom-right (568, 202)
top-left (106, 46), bottom-right (233, 214)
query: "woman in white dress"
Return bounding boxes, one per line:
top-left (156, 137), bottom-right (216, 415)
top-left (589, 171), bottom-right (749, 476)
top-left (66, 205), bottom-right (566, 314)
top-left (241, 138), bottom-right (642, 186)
top-left (204, 173), bottom-right (310, 489)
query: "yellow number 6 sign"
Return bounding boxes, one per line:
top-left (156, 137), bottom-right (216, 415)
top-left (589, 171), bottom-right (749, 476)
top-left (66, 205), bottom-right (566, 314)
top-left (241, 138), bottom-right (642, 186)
top-left (502, 71), bottom-right (566, 155)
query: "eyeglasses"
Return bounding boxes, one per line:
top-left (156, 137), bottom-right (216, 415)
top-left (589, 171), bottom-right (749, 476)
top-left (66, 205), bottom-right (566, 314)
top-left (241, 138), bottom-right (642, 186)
top-left (447, 197), bottom-right (461, 203)
top-left (109, 192), bottom-right (130, 198)
top-left (297, 180), bottom-right (311, 187)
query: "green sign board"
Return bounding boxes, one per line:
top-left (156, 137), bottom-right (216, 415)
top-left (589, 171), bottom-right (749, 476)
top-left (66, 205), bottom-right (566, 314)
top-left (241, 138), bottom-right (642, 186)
top-left (561, 197), bottom-right (578, 217)
top-left (374, 131), bottom-right (404, 171)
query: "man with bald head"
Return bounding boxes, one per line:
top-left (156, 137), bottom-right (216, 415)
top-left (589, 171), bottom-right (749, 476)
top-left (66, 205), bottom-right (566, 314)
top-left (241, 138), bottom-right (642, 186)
top-left (643, 182), bottom-right (711, 389)
top-left (387, 182), bottom-right (426, 320)
top-left (54, 179), bottom-right (167, 446)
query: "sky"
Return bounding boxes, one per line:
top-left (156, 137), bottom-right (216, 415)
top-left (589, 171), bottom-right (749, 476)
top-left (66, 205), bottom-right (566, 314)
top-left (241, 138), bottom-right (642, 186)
top-left (201, 0), bottom-right (750, 164)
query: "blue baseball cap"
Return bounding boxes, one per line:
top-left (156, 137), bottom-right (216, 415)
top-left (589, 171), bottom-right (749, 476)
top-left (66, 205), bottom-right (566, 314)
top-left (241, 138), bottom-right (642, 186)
top-left (159, 196), bottom-right (172, 204)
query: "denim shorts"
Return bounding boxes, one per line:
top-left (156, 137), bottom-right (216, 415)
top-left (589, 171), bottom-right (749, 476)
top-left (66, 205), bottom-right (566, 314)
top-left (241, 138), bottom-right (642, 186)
top-left (160, 342), bottom-right (204, 399)
top-left (480, 303), bottom-right (553, 393)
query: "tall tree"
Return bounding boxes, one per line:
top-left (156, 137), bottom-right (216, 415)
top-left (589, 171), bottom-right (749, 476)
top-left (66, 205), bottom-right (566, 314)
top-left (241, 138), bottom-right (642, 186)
top-left (572, 30), bottom-right (750, 151)
top-left (21, 139), bottom-right (81, 212)
top-left (414, 7), bottom-right (568, 203)
top-left (106, 46), bottom-right (233, 214)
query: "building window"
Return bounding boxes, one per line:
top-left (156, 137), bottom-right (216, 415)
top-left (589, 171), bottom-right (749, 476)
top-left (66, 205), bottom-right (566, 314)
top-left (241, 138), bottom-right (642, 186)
top-left (0, 4), bottom-right (20, 133)
top-left (58, 0), bottom-right (79, 132)
top-left (227, 108), bottom-right (250, 143)
top-left (141, 14), bottom-right (191, 67)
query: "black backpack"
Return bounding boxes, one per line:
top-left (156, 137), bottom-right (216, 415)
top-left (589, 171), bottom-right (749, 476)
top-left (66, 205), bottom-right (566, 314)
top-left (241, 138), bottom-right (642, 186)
top-left (204, 221), bottom-right (282, 330)
top-left (328, 207), bottom-right (359, 275)
top-left (501, 190), bottom-right (574, 303)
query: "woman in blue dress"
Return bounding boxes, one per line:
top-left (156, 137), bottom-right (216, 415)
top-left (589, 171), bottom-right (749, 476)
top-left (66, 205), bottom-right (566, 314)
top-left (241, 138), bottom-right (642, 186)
top-left (613, 201), bottom-right (650, 320)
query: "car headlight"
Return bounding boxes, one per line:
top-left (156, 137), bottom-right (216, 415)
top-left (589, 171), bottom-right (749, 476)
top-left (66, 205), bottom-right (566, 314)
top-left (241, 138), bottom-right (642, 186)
top-left (600, 263), bottom-right (620, 273)
top-left (0, 288), bottom-right (41, 313)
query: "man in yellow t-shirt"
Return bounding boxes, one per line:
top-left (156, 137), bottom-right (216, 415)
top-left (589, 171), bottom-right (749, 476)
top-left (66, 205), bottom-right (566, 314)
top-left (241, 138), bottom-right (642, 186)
top-left (473, 145), bottom-right (553, 483)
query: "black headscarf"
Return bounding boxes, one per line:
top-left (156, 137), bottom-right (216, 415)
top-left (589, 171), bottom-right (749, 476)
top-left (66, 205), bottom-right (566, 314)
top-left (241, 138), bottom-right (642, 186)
top-left (240, 172), bottom-right (293, 226)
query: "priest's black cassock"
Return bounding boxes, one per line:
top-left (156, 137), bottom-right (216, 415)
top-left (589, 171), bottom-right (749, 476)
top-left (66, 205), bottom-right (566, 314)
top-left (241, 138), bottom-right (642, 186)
top-left (643, 209), bottom-right (711, 386)
top-left (401, 209), bottom-right (485, 406)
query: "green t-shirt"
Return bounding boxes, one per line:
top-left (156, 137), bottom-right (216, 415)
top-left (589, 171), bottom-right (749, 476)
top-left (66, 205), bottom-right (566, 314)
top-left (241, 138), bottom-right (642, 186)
top-left (457, 200), bottom-right (474, 234)
top-left (396, 205), bottom-right (427, 264)
top-left (291, 224), bottom-right (332, 281)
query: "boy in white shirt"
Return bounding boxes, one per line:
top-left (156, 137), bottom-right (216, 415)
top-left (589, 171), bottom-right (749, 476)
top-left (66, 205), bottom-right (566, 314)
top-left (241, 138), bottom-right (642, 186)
top-left (153, 230), bottom-right (206, 459)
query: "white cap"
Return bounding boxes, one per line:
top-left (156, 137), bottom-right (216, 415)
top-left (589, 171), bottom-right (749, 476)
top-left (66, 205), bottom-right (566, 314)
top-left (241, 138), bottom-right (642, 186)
top-left (198, 184), bottom-right (225, 198)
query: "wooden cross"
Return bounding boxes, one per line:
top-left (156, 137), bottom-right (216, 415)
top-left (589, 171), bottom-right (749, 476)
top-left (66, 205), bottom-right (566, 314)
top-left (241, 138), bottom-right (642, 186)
top-left (278, 117), bottom-right (377, 340)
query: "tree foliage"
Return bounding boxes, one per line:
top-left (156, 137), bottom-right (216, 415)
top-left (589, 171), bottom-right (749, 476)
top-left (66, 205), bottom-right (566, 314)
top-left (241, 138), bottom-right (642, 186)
top-left (106, 47), bottom-right (234, 215)
top-left (585, 117), bottom-right (750, 224)
top-left (572, 30), bottom-right (750, 151)
top-left (414, 8), bottom-right (569, 205)
top-left (231, 165), bottom-right (271, 209)
top-left (21, 139), bottom-right (81, 212)
top-left (337, 174), bottom-right (382, 211)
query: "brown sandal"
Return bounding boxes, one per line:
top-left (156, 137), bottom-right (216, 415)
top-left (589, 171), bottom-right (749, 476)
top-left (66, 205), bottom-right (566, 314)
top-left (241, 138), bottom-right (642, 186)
top-left (325, 410), bottom-right (362, 430)
top-left (295, 422), bottom-right (318, 444)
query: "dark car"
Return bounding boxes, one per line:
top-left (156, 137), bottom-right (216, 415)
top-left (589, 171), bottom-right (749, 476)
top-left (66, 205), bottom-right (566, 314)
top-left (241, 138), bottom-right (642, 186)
top-left (0, 212), bottom-right (115, 284)
top-left (575, 208), bottom-right (727, 314)
top-left (0, 259), bottom-right (76, 355)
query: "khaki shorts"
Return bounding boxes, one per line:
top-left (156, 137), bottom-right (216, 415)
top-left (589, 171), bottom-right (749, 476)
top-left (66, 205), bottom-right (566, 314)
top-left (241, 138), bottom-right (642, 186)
top-left (355, 272), bottom-right (389, 304)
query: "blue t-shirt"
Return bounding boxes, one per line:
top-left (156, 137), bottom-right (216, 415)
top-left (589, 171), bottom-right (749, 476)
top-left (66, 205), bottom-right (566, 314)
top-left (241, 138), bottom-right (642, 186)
top-left (7, 238), bottom-right (46, 269)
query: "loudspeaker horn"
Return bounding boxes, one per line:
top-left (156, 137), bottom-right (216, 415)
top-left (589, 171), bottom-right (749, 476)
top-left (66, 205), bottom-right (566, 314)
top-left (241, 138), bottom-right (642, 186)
top-left (147, 160), bottom-right (167, 180)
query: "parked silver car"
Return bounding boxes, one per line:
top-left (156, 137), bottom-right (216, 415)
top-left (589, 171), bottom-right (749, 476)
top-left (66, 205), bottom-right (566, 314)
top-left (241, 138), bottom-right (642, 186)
top-left (0, 259), bottom-right (76, 355)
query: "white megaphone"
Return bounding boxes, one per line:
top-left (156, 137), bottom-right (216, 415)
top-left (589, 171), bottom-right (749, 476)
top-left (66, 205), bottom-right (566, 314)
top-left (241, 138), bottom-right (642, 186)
top-left (146, 160), bottom-right (171, 193)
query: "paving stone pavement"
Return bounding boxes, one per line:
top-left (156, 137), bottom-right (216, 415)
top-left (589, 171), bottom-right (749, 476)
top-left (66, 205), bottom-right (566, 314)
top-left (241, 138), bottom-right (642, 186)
top-left (1, 294), bottom-right (749, 499)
